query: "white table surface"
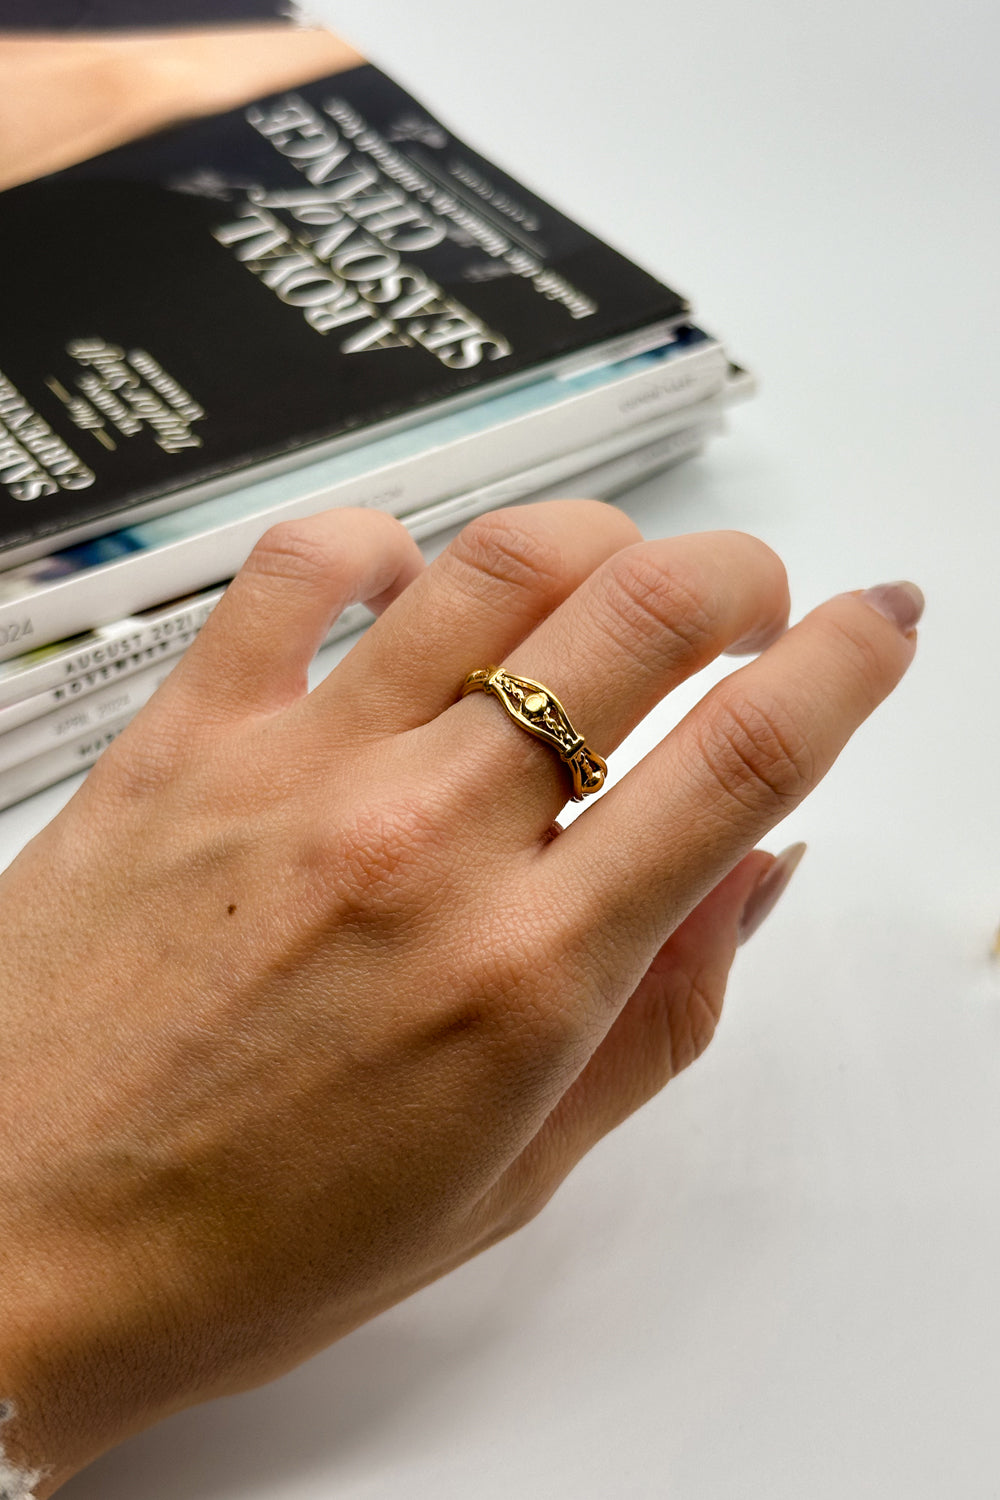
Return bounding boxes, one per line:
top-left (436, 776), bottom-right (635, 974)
top-left (3, 2), bottom-right (996, 1495)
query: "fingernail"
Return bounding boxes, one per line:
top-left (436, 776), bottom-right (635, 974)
top-left (737, 842), bottom-right (807, 946)
top-left (723, 616), bottom-right (788, 657)
top-left (857, 581), bottom-right (925, 634)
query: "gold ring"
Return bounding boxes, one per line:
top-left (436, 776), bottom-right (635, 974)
top-left (461, 666), bottom-right (607, 800)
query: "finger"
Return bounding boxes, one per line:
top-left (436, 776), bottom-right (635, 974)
top-left (553, 583), bottom-right (923, 962)
top-left (438, 530), bottom-right (789, 829)
top-left (311, 499), bottom-right (643, 734)
top-left (471, 847), bottom-right (796, 1237)
top-left (157, 508), bottom-right (424, 723)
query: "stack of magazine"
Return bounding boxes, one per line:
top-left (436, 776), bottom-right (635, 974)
top-left (0, 55), bottom-right (753, 811)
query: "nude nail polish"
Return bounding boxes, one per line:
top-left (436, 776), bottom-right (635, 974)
top-left (857, 581), bottom-right (925, 633)
top-left (737, 842), bottom-right (807, 946)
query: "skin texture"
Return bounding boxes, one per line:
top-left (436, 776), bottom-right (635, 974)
top-left (0, 501), bottom-right (920, 1494)
top-left (0, 27), bottom-right (364, 190)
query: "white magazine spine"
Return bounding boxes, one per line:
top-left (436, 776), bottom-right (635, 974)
top-left (0, 381), bottom-right (746, 708)
top-left (400, 419), bottom-right (717, 542)
top-left (0, 341), bottom-right (727, 660)
top-left (0, 418), bottom-right (713, 809)
top-left (316, 420), bottom-right (718, 649)
top-left (317, 421), bottom-right (717, 645)
top-left (0, 591), bottom-right (225, 710)
top-left (0, 630), bottom-right (196, 733)
top-left (536, 422), bottom-right (718, 501)
top-left (0, 658), bottom-right (178, 775)
top-left (0, 723), bottom-right (129, 813)
top-left (0, 389), bottom-right (739, 710)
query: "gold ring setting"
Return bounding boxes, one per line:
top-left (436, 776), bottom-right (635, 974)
top-left (461, 667), bottom-right (607, 800)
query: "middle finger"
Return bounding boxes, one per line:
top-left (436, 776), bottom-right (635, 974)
top-left (438, 529), bottom-right (789, 831)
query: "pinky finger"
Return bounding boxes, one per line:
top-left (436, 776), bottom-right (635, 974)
top-left (160, 508), bottom-right (424, 723)
top-left (470, 846), bottom-right (802, 1237)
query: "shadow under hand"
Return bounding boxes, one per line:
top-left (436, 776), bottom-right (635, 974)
top-left (61, 1231), bottom-right (556, 1500)
top-left (62, 1319), bottom-right (460, 1500)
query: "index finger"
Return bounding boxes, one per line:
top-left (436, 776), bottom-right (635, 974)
top-left (546, 582), bottom-right (923, 959)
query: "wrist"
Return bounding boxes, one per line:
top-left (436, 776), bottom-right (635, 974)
top-left (0, 1206), bottom-right (189, 1496)
top-left (0, 1253), bottom-right (111, 1496)
top-left (0, 1400), bottom-right (45, 1500)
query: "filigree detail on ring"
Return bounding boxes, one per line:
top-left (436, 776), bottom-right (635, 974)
top-left (461, 667), bottom-right (607, 800)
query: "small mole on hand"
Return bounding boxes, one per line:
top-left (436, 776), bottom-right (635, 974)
top-left (227, 904), bottom-right (237, 916)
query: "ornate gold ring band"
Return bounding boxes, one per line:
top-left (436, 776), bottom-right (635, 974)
top-left (461, 666), bottom-right (607, 801)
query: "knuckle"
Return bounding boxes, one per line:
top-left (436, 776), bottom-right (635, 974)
top-left (598, 545), bottom-right (720, 666)
top-left (84, 700), bottom-right (197, 804)
top-left (494, 953), bottom-right (598, 1066)
top-left (437, 898), bottom-right (585, 1064)
top-left (243, 520), bottom-right (337, 591)
top-left (314, 792), bottom-right (453, 928)
top-left (541, 496), bottom-right (643, 549)
top-left (358, 507), bottom-right (410, 544)
top-left (715, 529), bottom-right (787, 578)
top-left (446, 509), bottom-right (566, 603)
top-left (86, 734), bottom-right (171, 805)
top-left (696, 688), bottom-right (816, 810)
top-left (819, 610), bottom-right (897, 706)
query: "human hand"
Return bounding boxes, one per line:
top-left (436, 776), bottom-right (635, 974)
top-left (0, 501), bottom-right (922, 1495)
top-left (0, 26), bottom-right (363, 191)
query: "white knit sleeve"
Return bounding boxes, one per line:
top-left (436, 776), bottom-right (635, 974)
top-left (0, 1404), bottom-right (42, 1500)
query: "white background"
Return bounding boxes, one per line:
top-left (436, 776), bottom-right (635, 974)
top-left (2, 1), bottom-right (996, 1495)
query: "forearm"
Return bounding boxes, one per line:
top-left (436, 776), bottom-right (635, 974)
top-left (0, 27), bottom-right (363, 191)
top-left (1, 1401), bottom-right (44, 1500)
top-left (0, 1013), bottom-right (205, 1499)
top-left (0, 1212), bottom-right (137, 1496)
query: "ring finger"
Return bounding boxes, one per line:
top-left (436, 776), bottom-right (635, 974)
top-left (437, 529), bottom-right (790, 829)
top-left (312, 499), bottom-right (644, 735)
